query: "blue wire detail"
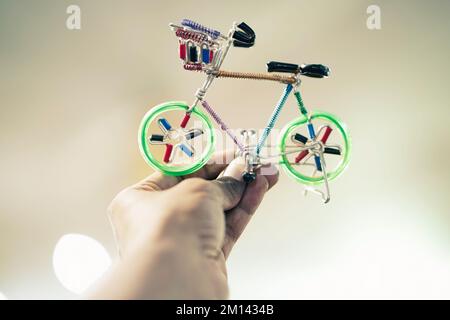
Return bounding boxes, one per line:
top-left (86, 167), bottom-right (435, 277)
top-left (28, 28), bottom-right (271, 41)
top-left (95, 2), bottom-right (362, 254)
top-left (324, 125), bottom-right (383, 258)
top-left (179, 144), bottom-right (194, 157)
top-left (256, 84), bottom-right (293, 154)
top-left (181, 19), bottom-right (220, 39)
top-left (202, 48), bottom-right (210, 64)
top-left (307, 123), bottom-right (322, 171)
top-left (314, 155), bottom-right (322, 171)
top-left (307, 123), bottom-right (316, 139)
top-left (158, 118), bottom-right (172, 131)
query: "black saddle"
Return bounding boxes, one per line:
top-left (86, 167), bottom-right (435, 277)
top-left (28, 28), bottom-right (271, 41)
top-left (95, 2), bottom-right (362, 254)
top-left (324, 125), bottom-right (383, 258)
top-left (266, 61), bottom-right (330, 78)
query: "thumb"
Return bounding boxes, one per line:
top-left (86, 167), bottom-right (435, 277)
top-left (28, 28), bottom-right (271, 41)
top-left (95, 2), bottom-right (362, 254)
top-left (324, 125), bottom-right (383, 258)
top-left (211, 176), bottom-right (246, 210)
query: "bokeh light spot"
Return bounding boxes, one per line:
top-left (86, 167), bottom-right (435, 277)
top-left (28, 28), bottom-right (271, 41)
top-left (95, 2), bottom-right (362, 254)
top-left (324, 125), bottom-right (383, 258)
top-left (53, 233), bottom-right (112, 295)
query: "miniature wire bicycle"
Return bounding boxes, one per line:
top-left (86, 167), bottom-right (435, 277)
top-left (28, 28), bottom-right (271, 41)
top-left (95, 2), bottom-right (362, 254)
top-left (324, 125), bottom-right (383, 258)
top-left (139, 19), bottom-right (351, 203)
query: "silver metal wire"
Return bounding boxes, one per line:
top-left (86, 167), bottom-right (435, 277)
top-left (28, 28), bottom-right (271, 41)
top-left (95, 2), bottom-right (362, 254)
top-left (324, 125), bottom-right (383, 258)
top-left (186, 23), bottom-right (238, 113)
top-left (169, 19), bottom-right (342, 203)
top-left (258, 145), bottom-right (317, 160)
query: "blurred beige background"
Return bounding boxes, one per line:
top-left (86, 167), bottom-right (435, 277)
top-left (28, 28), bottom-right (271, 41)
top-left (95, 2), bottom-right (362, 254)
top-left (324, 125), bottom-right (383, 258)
top-left (0, 0), bottom-right (449, 299)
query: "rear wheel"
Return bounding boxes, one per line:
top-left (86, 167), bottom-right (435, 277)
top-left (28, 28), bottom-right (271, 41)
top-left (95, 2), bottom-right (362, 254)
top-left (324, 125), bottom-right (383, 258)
top-left (279, 111), bottom-right (351, 185)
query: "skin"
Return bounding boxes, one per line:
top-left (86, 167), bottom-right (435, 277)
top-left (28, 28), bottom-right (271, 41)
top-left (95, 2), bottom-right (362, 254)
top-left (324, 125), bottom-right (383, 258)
top-left (86, 151), bottom-right (278, 299)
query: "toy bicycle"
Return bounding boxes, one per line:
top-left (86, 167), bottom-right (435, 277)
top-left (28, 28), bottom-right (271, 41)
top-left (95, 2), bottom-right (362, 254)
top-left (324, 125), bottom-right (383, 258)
top-left (139, 19), bottom-right (351, 203)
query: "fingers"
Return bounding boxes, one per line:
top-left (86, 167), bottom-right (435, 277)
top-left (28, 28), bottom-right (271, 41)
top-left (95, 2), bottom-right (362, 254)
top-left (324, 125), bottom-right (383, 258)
top-left (222, 164), bottom-right (279, 259)
top-left (133, 150), bottom-right (237, 192)
top-left (133, 173), bottom-right (180, 192)
top-left (185, 149), bottom-right (237, 180)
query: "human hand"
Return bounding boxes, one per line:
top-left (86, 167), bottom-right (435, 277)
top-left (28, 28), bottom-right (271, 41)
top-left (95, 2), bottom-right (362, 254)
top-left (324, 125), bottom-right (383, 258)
top-left (87, 151), bottom-right (278, 299)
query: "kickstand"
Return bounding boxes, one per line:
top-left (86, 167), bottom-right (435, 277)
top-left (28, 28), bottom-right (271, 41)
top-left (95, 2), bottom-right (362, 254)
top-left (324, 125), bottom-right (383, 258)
top-left (303, 153), bottom-right (330, 203)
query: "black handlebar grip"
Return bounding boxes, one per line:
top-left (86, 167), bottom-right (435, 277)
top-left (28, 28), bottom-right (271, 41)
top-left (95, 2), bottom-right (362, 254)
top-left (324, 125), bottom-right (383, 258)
top-left (233, 22), bottom-right (256, 48)
top-left (233, 30), bottom-right (253, 43)
top-left (233, 40), bottom-right (254, 48)
top-left (237, 22), bottom-right (255, 38)
top-left (267, 61), bottom-right (300, 73)
top-left (299, 64), bottom-right (330, 78)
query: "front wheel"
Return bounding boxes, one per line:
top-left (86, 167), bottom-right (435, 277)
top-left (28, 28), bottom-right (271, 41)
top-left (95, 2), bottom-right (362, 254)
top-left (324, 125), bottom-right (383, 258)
top-left (139, 101), bottom-right (215, 176)
top-left (279, 111), bottom-right (351, 185)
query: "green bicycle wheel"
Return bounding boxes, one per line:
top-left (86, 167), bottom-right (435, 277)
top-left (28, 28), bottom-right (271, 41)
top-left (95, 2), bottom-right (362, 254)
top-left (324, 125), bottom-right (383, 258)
top-left (139, 101), bottom-right (215, 176)
top-left (279, 111), bottom-right (351, 185)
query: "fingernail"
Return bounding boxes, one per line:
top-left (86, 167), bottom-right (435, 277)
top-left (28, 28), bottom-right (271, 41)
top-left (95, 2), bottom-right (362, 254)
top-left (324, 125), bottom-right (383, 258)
top-left (222, 157), bottom-right (246, 181)
top-left (259, 163), bottom-right (279, 176)
top-left (257, 163), bottom-right (279, 190)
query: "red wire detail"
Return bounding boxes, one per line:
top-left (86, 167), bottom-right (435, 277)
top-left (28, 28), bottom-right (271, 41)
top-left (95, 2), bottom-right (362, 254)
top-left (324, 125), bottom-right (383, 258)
top-left (180, 113), bottom-right (191, 128)
top-left (209, 50), bottom-right (214, 63)
top-left (183, 63), bottom-right (203, 71)
top-left (175, 29), bottom-right (208, 44)
top-left (320, 126), bottom-right (333, 144)
top-left (163, 144), bottom-right (173, 163)
top-left (179, 43), bottom-right (186, 60)
top-left (295, 150), bottom-right (309, 163)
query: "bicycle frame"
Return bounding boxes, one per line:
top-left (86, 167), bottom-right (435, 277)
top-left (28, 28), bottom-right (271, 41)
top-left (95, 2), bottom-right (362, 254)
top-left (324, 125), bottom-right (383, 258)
top-left (195, 83), bottom-right (331, 202)
top-left (197, 83), bottom-right (298, 155)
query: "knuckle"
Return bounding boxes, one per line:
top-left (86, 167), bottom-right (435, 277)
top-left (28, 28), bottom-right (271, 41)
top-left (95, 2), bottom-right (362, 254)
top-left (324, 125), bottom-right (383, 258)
top-left (214, 177), bottom-right (242, 201)
top-left (181, 178), bottom-right (211, 195)
top-left (107, 188), bottom-right (132, 217)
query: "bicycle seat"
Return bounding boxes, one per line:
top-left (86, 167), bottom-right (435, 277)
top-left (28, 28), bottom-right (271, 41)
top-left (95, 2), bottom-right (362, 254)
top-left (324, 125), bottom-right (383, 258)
top-left (267, 61), bottom-right (330, 78)
top-left (267, 61), bottom-right (300, 73)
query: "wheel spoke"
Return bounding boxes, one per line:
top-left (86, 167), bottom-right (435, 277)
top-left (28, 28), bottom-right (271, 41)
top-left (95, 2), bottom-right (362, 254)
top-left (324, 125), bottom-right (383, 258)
top-left (185, 128), bottom-right (204, 140)
top-left (158, 118), bottom-right (172, 133)
top-left (292, 133), bottom-right (308, 144)
top-left (295, 150), bottom-right (309, 163)
top-left (324, 147), bottom-right (341, 155)
top-left (148, 134), bottom-right (165, 144)
top-left (178, 143), bottom-right (194, 157)
top-left (313, 155), bottom-right (322, 171)
top-left (163, 144), bottom-right (174, 163)
top-left (316, 125), bottom-right (332, 144)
